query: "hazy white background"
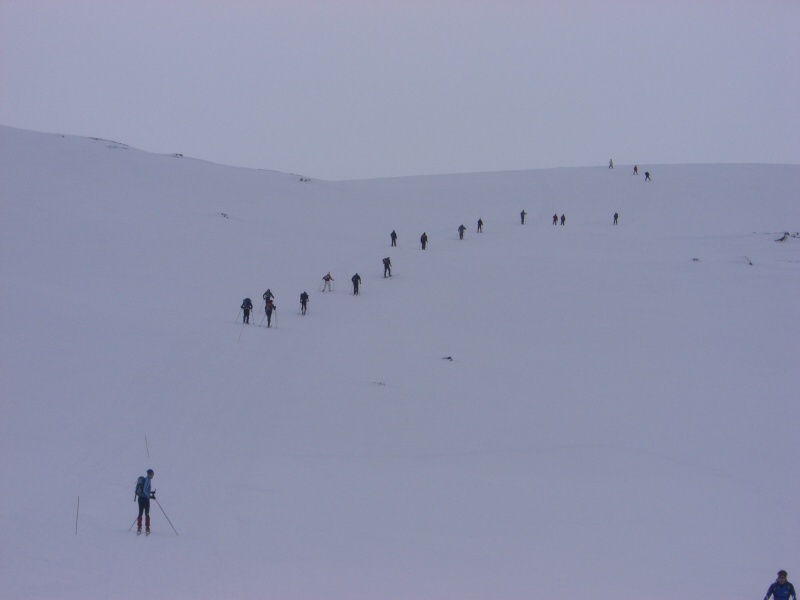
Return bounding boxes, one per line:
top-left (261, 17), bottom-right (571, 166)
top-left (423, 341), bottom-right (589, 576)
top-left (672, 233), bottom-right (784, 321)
top-left (1, 0), bottom-right (799, 179)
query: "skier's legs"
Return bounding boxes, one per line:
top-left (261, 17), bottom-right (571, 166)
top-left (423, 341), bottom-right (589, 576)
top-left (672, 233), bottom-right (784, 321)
top-left (137, 496), bottom-right (150, 530)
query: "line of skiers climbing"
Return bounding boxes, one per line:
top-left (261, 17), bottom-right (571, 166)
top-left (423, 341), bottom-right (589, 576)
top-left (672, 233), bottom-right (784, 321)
top-left (238, 198), bottom-right (631, 325)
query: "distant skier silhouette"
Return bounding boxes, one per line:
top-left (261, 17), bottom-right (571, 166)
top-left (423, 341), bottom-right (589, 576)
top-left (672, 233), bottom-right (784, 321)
top-left (240, 298), bottom-right (253, 323)
top-left (420, 232), bottom-right (428, 250)
top-left (477, 218), bottom-right (483, 233)
top-left (264, 298), bottom-right (276, 327)
top-left (383, 257), bottom-right (392, 278)
top-left (322, 272), bottom-right (333, 292)
top-left (390, 230), bottom-right (397, 247)
top-left (458, 224), bottom-right (466, 240)
top-left (520, 210), bottom-right (527, 224)
top-left (300, 291), bottom-right (309, 315)
top-left (351, 273), bottom-right (361, 295)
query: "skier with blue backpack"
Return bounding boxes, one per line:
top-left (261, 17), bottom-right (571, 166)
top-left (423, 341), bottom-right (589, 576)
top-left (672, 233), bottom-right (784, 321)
top-left (240, 298), bottom-right (253, 323)
top-left (134, 469), bottom-right (156, 535)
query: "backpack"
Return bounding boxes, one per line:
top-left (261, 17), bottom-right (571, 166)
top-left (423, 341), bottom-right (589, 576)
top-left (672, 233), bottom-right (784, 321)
top-left (243, 298), bottom-right (252, 309)
top-left (135, 476), bottom-right (145, 498)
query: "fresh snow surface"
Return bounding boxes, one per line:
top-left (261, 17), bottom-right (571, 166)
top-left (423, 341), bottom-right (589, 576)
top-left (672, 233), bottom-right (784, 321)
top-left (1, 125), bottom-right (798, 599)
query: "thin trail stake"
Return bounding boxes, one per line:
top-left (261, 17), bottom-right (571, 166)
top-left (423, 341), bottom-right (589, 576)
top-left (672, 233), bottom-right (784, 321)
top-left (154, 497), bottom-right (179, 536)
top-left (75, 496), bottom-right (80, 535)
top-left (145, 436), bottom-right (150, 459)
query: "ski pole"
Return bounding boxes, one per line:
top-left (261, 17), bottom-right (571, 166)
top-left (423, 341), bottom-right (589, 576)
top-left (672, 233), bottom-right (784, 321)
top-left (237, 319), bottom-right (246, 342)
top-left (129, 516), bottom-right (138, 532)
top-left (259, 313), bottom-right (266, 327)
top-left (235, 308), bottom-right (242, 323)
top-left (153, 496), bottom-right (179, 536)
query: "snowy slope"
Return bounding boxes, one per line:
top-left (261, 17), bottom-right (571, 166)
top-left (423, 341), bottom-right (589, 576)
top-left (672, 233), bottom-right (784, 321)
top-left (1, 125), bottom-right (798, 599)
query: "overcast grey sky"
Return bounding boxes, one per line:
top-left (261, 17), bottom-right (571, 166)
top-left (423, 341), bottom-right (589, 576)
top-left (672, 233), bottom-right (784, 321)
top-left (1, 0), bottom-right (798, 180)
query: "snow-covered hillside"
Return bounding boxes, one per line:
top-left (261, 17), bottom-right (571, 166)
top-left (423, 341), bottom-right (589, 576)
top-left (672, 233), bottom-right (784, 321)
top-left (1, 125), bottom-right (798, 599)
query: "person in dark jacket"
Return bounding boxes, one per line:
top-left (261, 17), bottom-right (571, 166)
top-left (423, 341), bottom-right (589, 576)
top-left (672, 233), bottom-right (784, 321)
top-left (420, 232), bottom-right (428, 250)
top-left (764, 571), bottom-right (796, 600)
top-left (458, 224), bottom-right (466, 240)
top-left (135, 469), bottom-right (156, 535)
top-left (383, 257), bottom-right (392, 278)
top-left (264, 298), bottom-right (276, 327)
top-left (262, 289), bottom-right (274, 305)
top-left (613, 212), bottom-right (619, 225)
top-left (644, 171), bottom-right (651, 181)
top-left (560, 214), bottom-right (566, 226)
top-left (520, 210), bottom-right (527, 224)
top-left (322, 272), bottom-right (333, 292)
top-left (351, 273), bottom-right (361, 295)
top-left (300, 291), bottom-right (309, 315)
top-left (390, 230), bottom-right (397, 246)
top-left (477, 218), bottom-right (483, 233)
top-left (241, 298), bottom-right (253, 323)
top-left (552, 213), bottom-right (558, 225)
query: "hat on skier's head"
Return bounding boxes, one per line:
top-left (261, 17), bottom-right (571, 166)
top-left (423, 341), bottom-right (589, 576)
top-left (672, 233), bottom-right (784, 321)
top-left (147, 469), bottom-right (154, 476)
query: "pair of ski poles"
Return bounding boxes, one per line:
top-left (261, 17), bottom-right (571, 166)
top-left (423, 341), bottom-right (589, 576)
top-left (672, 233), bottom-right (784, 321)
top-left (128, 496), bottom-right (179, 536)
